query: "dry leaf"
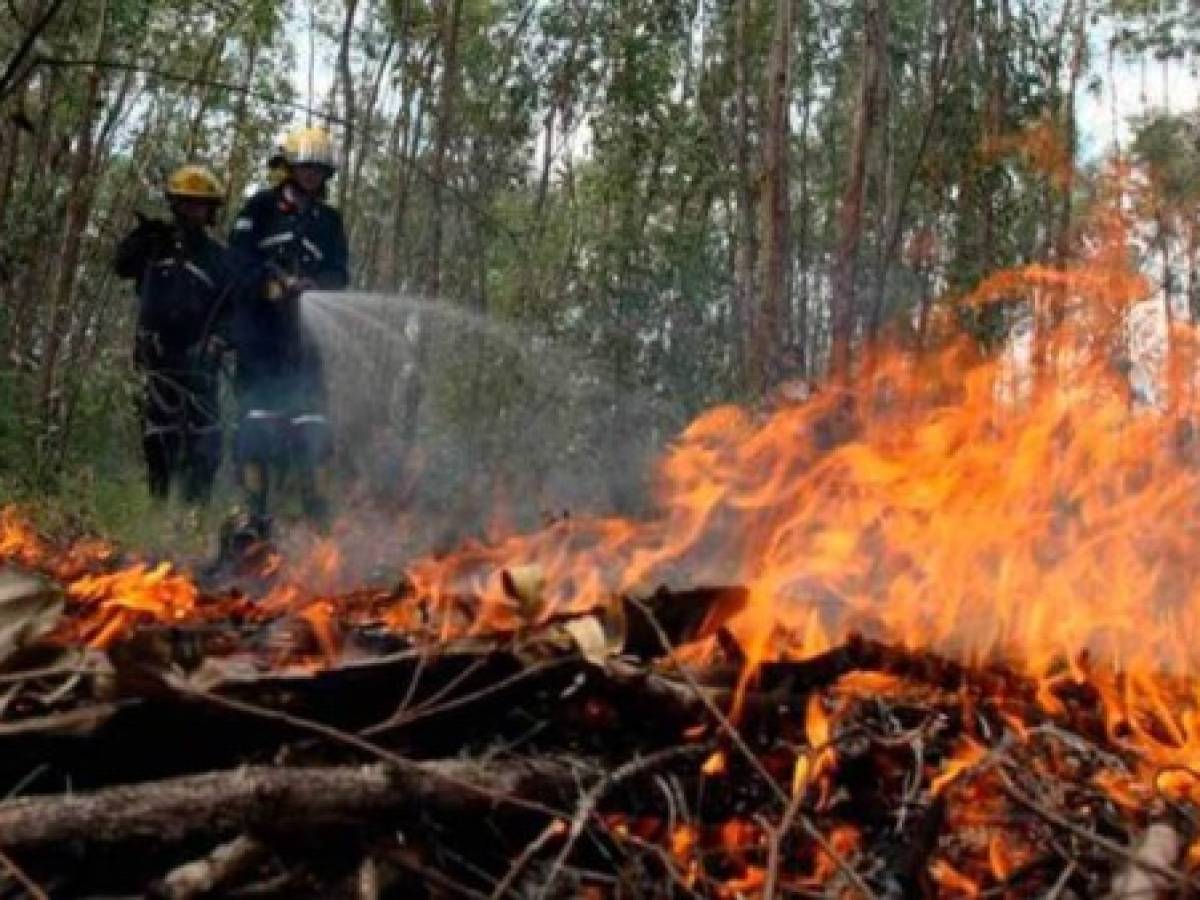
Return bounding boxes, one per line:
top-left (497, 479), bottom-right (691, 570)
top-left (0, 568), bottom-right (64, 670)
top-left (502, 565), bottom-right (546, 621)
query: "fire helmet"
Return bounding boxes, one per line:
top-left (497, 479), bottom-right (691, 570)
top-left (283, 126), bottom-right (336, 172)
top-left (165, 165), bottom-right (224, 202)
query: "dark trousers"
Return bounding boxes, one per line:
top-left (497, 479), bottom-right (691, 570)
top-left (142, 366), bottom-right (221, 504)
top-left (233, 365), bottom-right (332, 521)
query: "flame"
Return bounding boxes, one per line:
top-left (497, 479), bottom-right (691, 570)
top-left (702, 750), bottom-right (727, 776)
top-left (931, 738), bottom-right (988, 797)
top-left (2, 159), bottom-right (1200, 895)
top-left (987, 832), bottom-right (1029, 882)
top-left (929, 858), bottom-right (981, 898)
top-left (719, 865), bottom-right (764, 897)
top-left (65, 562), bottom-right (198, 647)
top-left (805, 825), bottom-right (860, 887)
top-left (669, 823), bottom-right (698, 863)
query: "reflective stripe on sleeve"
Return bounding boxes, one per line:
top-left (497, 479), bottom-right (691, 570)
top-left (258, 232), bottom-right (294, 250)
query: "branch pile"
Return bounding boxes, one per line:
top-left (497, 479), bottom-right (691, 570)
top-left (0, 564), bottom-right (1197, 899)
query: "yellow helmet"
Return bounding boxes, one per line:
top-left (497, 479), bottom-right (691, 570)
top-left (165, 165), bottom-right (224, 201)
top-left (283, 126), bottom-right (336, 171)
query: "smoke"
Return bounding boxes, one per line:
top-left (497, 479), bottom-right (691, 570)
top-left (297, 291), bottom-right (686, 579)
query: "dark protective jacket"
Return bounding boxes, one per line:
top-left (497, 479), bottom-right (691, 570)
top-left (114, 218), bottom-right (234, 370)
top-left (227, 184), bottom-right (348, 383)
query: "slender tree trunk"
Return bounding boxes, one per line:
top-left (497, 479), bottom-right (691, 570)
top-left (535, 0), bottom-right (592, 226)
top-left (425, 0), bottom-right (463, 301)
top-left (223, 35), bottom-right (262, 211)
top-left (35, 1), bottom-right (109, 466)
top-left (336, 0), bottom-right (361, 211)
top-left (732, 0), bottom-right (756, 390)
top-left (867, 0), bottom-right (957, 346)
top-left (1188, 222), bottom-right (1198, 324)
top-left (0, 114), bottom-right (21, 243)
top-left (864, 2), bottom-right (893, 351)
top-left (384, 0), bottom-right (421, 288)
top-left (752, 0), bottom-right (792, 394)
top-left (347, 35), bottom-right (397, 247)
top-left (1163, 218), bottom-right (1178, 412)
top-left (183, 24), bottom-right (233, 156)
top-left (1056, 0), bottom-right (1086, 261)
top-left (6, 67), bottom-right (61, 369)
top-left (399, 0), bottom-right (464, 472)
top-left (830, 0), bottom-right (886, 380)
top-left (794, 0), bottom-right (813, 377)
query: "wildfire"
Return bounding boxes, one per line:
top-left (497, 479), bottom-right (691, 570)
top-left (6, 165), bottom-right (1200, 895)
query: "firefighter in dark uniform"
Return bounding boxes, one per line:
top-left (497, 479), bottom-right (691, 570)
top-left (226, 126), bottom-right (348, 538)
top-left (113, 165), bottom-right (232, 505)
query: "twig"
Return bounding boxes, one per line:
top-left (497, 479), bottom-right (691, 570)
top-left (0, 703), bottom-right (123, 736)
top-left (156, 834), bottom-right (266, 900)
top-left (1044, 860), bottom-right (1077, 900)
top-left (627, 598), bottom-right (879, 900)
top-left (998, 768), bottom-right (1192, 891)
top-left (619, 832), bottom-right (708, 899)
top-left (4, 764), bottom-right (48, 800)
top-left (764, 761), bottom-right (814, 899)
top-left (535, 745), bottom-right (706, 900)
top-left (364, 655), bottom-right (559, 736)
top-left (0, 0), bottom-right (68, 99)
top-left (36, 57), bottom-right (346, 124)
top-left (489, 818), bottom-right (563, 900)
top-left (0, 663), bottom-right (97, 685)
top-left (357, 855), bottom-right (380, 900)
top-left (385, 848), bottom-right (492, 900)
top-left (0, 846), bottom-right (49, 900)
top-left (170, 678), bottom-right (566, 820)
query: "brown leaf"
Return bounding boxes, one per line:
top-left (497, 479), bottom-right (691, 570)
top-left (0, 569), bottom-right (64, 671)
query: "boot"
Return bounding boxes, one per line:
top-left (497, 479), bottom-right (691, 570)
top-left (204, 511), bottom-right (276, 586)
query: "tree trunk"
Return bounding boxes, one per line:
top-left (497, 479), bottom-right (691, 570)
top-left (222, 35), bottom-right (262, 212)
top-left (336, 0), bottom-right (361, 211)
top-left (866, 0), bottom-right (957, 347)
top-left (183, 24), bottom-right (233, 156)
top-left (794, 0), bottom-right (813, 377)
top-left (398, 0), bottom-right (464, 474)
top-left (34, 1), bottom-right (109, 467)
top-left (829, 0), bottom-right (886, 380)
top-left (751, 0), bottom-right (792, 394)
top-left (732, 0), bottom-right (756, 390)
top-left (347, 35), bottom-right (397, 249)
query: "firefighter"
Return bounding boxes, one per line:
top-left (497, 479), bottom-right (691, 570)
top-left (225, 125), bottom-right (348, 542)
top-left (114, 165), bottom-right (233, 506)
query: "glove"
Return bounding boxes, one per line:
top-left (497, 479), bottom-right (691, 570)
top-left (264, 274), bottom-right (318, 301)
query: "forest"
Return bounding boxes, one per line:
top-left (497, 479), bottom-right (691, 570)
top-left (2, 0), bottom-right (1195, 546)
top-left (6, 3), bottom-right (1200, 898)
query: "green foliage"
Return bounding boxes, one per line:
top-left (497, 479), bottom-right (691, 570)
top-left (1, 0), bottom-right (1189, 537)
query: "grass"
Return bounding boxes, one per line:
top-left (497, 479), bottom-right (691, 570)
top-left (3, 463), bottom-right (237, 560)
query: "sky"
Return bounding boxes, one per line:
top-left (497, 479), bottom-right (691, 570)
top-left (1077, 16), bottom-right (1200, 161)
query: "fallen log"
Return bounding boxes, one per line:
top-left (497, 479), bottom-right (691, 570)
top-left (0, 759), bottom-right (579, 850)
